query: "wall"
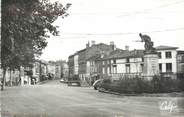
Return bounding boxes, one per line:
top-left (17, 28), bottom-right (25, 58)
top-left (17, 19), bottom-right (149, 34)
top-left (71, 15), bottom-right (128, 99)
top-left (74, 54), bottom-right (79, 75)
top-left (177, 54), bottom-right (184, 73)
top-left (157, 50), bottom-right (177, 73)
top-left (68, 55), bottom-right (74, 78)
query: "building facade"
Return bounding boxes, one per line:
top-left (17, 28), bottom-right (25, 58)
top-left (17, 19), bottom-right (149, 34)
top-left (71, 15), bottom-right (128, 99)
top-left (74, 53), bottom-right (79, 75)
top-left (101, 45), bottom-right (184, 80)
top-left (156, 46), bottom-right (182, 79)
top-left (101, 50), bottom-right (144, 80)
top-left (68, 54), bottom-right (74, 79)
top-left (68, 41), bottom-right (117, 85)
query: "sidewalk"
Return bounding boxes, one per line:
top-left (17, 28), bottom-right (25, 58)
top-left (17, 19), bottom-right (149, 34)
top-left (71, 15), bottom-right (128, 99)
top-left (37, 80), bottom-right (52, 85)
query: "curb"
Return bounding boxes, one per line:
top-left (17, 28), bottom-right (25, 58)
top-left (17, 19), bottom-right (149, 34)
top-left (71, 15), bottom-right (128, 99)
top-left (98, 88), bottom-right (184, 97)
top-left (98, 88), bottom-right (121, 95)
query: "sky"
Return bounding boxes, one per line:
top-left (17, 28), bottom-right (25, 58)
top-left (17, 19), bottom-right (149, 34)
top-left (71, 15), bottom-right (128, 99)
top-left (40, 0), bottom-right (184, 61)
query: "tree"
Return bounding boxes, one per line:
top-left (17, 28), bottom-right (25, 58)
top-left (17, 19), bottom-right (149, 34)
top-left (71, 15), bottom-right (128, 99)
top-left (1, 0), bottom-right (71, 90)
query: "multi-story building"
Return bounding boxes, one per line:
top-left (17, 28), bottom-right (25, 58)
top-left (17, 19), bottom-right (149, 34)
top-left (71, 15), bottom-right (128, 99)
top-left (47, 61), bottom-right (56, 77)
top-left (101, 49), bottom-right (144, 80)
top-left (32, 60), bottom-right (48, 82)
top-left (100, 45), bottom-right (184, 80)
top-left (68, 41), bottom-right (117, 85)
top-left (62, 61), bottom-right (69, 81)
top-left (74, 53), bottom-right (79, 75)
top-left (68, 54), bottom-right (74, 79)
top-left (177, 51), bottom-right (184, 78)
top-left (86, 54), bottom-right (102, 84)
top-left (55, 62), bottom-right (62, 79)
top-left (156, 45), bottom-right (184, 79)
top-left (78, 48), bottom-right (87, 81)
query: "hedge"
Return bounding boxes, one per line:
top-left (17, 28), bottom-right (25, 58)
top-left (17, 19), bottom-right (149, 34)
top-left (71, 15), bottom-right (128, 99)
top-left (100, 76), bottom-right (184, 94)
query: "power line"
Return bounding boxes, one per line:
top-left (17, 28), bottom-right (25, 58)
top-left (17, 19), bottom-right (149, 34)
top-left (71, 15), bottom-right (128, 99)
top-left (118, 0), bottom-right (184, 17)
top-left (61, 27), bottom-right (184, 38)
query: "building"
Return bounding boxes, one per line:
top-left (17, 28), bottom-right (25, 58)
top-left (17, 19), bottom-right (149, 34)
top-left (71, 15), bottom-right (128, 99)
top-left (32, 60), bottom-right (48, 82)
top-left (86, 54), bottom-right (102, 84)
top-left (55, 61), bottom-right (62, 79)
top-left (68, 54), bottom-right (74, 79)
top-left (68, 41), bottom-right (117, 85)
top-left (100, 45), bottom-right (184, 80)
top-left (62, 61), bottom-right (69, 81)
top-left (74, 53), bottom-right (79, 75)
top-left (47, 61), bottom-right (56, 74)
top-left (177, 51), bottom-right (184, 78)
top-left (78, 48), bottom-right (87, 82)
top-left (101, 49), bottom-right (144, 80)
top-left (156, 45), bottom-right (184, 79)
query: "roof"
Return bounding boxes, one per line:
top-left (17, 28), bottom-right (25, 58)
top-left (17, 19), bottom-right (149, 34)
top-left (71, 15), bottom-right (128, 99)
top-left (102, 49), bottom-right (144, 60)
top-left (177, 50), bottom-right (184, 54)
top-left (68, 54), bottom-right (74, 58)
top-left (77, 48), bottom-right (86, 53)
top-left (155, 45), bottom-right (178, 50)
top-left (86, 54), bottom-right (101, 61)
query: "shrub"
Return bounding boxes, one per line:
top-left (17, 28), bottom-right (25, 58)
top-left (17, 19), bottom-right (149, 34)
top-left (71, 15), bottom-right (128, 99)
top-left (99, 75), bottom-right (184, 94)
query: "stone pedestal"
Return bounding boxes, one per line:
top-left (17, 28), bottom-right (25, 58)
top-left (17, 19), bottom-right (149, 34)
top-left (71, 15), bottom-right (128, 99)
top-left (143, 53), bottom-right (159, 80)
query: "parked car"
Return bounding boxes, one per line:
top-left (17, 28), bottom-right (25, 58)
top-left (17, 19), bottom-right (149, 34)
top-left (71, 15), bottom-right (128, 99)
top-left (60, 79), bottom-right (65, 83)
top-left (93, 79), bottom-right (103, 90)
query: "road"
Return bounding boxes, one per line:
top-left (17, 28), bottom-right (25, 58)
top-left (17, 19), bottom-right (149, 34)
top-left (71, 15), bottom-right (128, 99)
top-left (1, 80), bottom-right (184, 117)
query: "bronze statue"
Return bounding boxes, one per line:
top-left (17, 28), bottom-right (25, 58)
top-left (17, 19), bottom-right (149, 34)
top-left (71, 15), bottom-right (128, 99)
top-left (139, 33), bottom-right (155, 53)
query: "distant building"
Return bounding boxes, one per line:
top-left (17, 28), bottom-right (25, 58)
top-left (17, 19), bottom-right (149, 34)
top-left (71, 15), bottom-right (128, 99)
top-left (32, 60), bottom-right (48, 82)
top-left (68, 41), bottom-right (117, 85)
top-left (74, 53), bottom-right (79, 75)
top-left (78, 48), bottom-right (87, 81)
top-left (47, 61), bottom-right (56, 78)
top-left (68, 54), bottom-right (74, 79)
top-left (62, 61), bottom-right (69, 81)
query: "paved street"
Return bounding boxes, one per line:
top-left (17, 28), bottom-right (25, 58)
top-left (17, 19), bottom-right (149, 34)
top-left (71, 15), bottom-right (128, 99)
top-left (1, 80), bottom-right (184, 117)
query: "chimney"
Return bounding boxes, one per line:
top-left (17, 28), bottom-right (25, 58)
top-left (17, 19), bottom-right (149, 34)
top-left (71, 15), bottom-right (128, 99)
top-left (110, 41), bottom-right (115, 50)
top-left (125, 46), bottom-right (129, 51)
top-left (91, 40), bottom-right (95, 46)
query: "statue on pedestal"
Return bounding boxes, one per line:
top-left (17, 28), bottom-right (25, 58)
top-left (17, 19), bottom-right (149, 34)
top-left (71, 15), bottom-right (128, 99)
top-left (139, 33), bottom-right (155, 53)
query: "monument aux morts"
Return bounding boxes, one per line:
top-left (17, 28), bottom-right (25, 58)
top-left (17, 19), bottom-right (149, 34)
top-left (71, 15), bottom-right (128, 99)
top-left (139, 33), bottom-right (159, 80)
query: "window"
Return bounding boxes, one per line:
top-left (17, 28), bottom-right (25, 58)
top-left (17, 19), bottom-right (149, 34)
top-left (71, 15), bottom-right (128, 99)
top-left (181, 56), bottom-right (184, 62)
top-left (166, 63), bottom-right (172, 72)
top-left (126, 64), bottom-right (130, 73)
top-left (158, 52), bottom-right (162, 59)
top-left (102, 67), bottom-right (105, 74)
top-left (113, 66), bottom-right (117, 73)
top-left (182, 65), bottom-right (184, 72)
top-left (107, 67), bottom-right (110, 74)
top-left (140, 64), bottom-right (144, 72)
top-left (113, 59), bottom-right (116, 64)
top-left (102, 61), bottom-right (105, 65)
top-left (159, 64), bottom-right (162, 72)
top-left (165, 52), bottom-right (172, 58)
top-left (142, 58), bottom-right (144, 62)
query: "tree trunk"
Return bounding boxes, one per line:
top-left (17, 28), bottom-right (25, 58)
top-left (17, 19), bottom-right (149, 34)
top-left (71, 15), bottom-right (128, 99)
top-left (10, 69), bottom-right (12, 86)
top-left (18, 68), bottom-right (21, 85)
top-left (1, 68), bottom-right (6, 91)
